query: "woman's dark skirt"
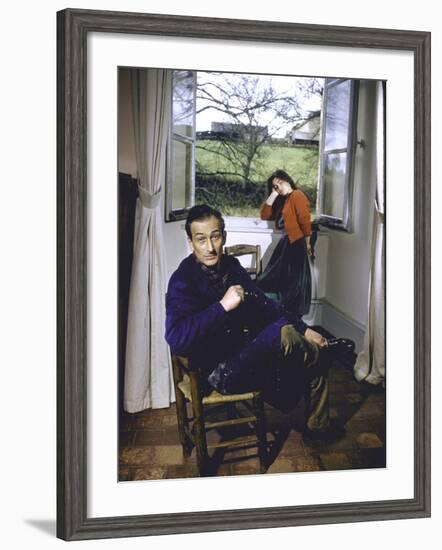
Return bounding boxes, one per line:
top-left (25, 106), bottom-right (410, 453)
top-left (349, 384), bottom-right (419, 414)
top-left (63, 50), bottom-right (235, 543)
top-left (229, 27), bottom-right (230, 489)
top-left (257, 235), bottom-right (312, 316)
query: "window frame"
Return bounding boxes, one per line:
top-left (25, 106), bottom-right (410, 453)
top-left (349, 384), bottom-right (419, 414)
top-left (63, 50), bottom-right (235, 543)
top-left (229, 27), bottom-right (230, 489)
top-left (316, 78), bottom-right (359, 232)
top-left (165, 69), bottom-right (197, 222)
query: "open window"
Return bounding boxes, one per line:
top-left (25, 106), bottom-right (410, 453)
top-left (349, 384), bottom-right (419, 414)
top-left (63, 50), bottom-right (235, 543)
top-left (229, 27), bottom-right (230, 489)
top-left (165, 70), bottom-right (323, 222)
top-left (165, 71), bottom-right (360, 228)
top-left (165, 70), bottom-right (197, 221)
top-left (317, 78), bottom-right (359, 231)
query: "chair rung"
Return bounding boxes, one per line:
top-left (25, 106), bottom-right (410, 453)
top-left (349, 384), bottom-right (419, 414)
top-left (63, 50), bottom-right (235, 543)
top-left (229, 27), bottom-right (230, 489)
top-left (178, 377), bottom-right (261, 404)
top-left (208, 435), bottom-right (258, 450)
top-left (205, 416), bottom-right (257, 430)
top-left (202, 391), bottom-right (259, 404)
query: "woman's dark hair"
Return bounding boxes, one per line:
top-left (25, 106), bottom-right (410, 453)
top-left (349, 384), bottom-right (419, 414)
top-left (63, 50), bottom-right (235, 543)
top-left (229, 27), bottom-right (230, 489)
top-left (185, 204), bottom-right (225, 239)
top-left (266, 169), bottom-right (297, 195)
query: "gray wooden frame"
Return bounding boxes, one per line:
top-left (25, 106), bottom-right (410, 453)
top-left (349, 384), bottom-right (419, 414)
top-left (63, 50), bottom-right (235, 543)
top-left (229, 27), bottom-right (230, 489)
top-left (57, 8), bottom-right (431, 541)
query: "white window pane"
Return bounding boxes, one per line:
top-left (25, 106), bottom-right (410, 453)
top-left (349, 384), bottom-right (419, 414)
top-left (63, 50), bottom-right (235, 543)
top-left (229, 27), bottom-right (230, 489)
top-left (323, 152), bottom-right (347, 219)
top-left (324, 80), bottom-right (351, 151)
top-left (171, 140), bottom-right (192, 211)
top-left (173, 71), bottom-right (194, 138)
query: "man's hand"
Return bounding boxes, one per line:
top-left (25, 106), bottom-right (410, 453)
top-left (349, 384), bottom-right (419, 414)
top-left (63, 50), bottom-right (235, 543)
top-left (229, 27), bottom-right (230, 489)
top-left (220, 285), bottom-right (245, 312)
top-left (280, 324), bottom-right (305, 356)
top-left (304, 328), bottom-right (328, 348)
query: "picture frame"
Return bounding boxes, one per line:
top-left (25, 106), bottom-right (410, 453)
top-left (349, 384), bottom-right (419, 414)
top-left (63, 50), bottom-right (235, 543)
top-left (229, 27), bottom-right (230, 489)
top-left (57, 7), bottom-right (431, 541)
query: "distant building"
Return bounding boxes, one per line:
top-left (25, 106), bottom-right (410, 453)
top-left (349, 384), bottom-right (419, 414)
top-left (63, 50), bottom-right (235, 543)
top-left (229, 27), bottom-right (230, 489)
top-left (196, 122), bottom-right (269, 141)
top-left (288, 115), bottom-right (321, 146)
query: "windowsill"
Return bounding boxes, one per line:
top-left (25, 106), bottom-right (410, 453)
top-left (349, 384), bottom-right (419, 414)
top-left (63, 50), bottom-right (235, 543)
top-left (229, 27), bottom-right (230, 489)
top-left (224, 216), bottom-right (283, 234)
top-left (224, 216), bottom-right (330, 236)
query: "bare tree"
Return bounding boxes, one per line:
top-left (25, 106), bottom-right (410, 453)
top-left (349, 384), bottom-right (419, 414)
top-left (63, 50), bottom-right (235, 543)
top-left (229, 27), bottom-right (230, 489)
top-left (196, 72), bottom-right (323, 184)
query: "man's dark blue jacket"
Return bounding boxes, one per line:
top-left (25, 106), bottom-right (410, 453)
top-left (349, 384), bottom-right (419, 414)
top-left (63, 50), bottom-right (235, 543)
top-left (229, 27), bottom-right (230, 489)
top-left (165, 253), bottom-right (308, 389)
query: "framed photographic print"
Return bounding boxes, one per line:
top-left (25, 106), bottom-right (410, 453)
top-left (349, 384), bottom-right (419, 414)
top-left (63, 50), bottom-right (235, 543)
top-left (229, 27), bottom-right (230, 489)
top-left (57, 8), bottom-right (431, 541)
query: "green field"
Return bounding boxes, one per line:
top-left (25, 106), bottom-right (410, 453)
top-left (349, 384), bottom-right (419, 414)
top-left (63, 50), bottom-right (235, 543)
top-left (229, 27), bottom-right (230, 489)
top-left (196, 140), bottom-right (319, 186)
top-left (195, 140), bottom-right (319, 217)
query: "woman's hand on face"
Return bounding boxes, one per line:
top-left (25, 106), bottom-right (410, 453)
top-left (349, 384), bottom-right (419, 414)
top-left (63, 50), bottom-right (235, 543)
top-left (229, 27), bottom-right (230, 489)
top-left (304, 328), bottom-right (328, 348)
top-left (265, 190), bottom-right (279, 205)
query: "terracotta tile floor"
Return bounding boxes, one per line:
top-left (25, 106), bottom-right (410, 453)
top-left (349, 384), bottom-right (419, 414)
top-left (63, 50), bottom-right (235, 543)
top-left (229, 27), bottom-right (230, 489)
top-left (119, 352), bottom-right (386, 481)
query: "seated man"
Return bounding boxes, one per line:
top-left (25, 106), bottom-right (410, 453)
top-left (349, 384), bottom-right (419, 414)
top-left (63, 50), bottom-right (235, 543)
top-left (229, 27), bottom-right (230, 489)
top-left (165, 204), bottom-right (332, 436)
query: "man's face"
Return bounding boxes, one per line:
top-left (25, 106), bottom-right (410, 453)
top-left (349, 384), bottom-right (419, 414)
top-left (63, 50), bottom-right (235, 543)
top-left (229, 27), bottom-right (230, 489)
top-left (188, 215), bottom-right (225, 268)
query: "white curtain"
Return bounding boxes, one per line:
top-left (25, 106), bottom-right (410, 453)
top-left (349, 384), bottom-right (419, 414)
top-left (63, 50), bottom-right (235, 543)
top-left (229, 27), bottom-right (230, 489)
top-left (354, 82), bottom-right (385, 385)
top-left (124, 68), bottom-right (175, 412)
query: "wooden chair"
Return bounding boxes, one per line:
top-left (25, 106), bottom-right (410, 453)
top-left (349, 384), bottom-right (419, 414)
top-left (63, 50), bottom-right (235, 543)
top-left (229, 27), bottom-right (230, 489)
top-left (224, 244), bottom-right (262, 279)
top-left (171, 354), bottom-right (268, 476)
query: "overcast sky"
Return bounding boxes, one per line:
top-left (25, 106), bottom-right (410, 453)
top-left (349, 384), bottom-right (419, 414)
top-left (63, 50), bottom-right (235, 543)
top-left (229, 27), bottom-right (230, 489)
top-left (196, 71), bottom-right (323, 137)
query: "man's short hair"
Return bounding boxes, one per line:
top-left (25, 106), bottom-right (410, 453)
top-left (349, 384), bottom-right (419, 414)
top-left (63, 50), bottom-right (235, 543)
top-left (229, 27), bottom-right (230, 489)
top-left (185, 204), bottom-right (226, 239)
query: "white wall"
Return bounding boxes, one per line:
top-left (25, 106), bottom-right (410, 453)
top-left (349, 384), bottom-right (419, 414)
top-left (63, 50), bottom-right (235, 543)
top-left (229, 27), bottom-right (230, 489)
top-left (1, 1), bottom-right (439, 549)
top-left (324, 80), bottom-right (377, 326)
top-left (316, 80), bottom-right (378, 348)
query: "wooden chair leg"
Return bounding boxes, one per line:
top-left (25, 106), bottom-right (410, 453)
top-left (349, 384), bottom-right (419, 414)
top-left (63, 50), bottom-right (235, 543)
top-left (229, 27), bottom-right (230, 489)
top-left (175, 386), bottom-right (192, 457)
top-left (189, 371), bottom-right (209, 476)
top-left (252, 393), bottom-right (268, 473)
top-left (171, 357), bottom-right (192, 456)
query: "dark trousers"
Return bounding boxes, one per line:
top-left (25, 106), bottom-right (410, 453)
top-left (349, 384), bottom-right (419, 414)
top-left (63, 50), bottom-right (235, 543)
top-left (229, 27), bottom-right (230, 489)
top-left (208, 321), bottom-right (329, 432)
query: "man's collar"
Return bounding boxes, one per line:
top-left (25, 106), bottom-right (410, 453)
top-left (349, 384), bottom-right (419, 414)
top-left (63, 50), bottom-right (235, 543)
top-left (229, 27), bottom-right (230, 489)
top-left (193, 253), bottom-right (225, 273)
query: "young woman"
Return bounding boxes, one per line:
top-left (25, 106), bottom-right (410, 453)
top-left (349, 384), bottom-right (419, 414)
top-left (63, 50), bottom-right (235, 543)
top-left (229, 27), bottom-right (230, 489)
top-left (257, 169), bottom-right (312, 316)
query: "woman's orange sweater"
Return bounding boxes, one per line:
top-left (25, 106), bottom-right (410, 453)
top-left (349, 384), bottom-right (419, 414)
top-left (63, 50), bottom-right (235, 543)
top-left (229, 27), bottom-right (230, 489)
top-left (260, 189), bottom-right (311, 243)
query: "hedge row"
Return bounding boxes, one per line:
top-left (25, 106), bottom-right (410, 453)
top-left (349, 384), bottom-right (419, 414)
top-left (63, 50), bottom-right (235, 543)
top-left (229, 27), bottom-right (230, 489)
top-left (195, 175), bottom-right (317, 215)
